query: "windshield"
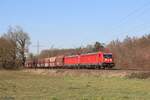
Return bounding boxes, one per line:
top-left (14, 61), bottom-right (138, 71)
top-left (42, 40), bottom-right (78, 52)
top-left (103, 54), bottom-right (112, 58)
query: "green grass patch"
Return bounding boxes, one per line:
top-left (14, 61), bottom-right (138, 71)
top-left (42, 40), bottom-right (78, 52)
top-left (0, 71), bottom-right (150, 100)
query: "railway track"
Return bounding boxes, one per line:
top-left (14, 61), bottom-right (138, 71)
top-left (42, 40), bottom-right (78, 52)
top-left (25, 67), bottom-right (150, 72)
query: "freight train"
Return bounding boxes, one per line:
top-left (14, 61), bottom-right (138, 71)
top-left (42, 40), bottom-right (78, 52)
top-left (25, 51), bottom-right (115, 69)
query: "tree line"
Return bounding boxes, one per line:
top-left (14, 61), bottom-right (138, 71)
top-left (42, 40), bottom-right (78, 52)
top-left (108, 34), bottom-right (150, 70)
top-left (0, 26), bottom-right (30, 69)
top-left (0, 25), bottom-right (150, 70)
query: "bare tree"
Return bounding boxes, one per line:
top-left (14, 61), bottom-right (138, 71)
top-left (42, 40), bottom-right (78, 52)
top-left (107, 34), bottom-right (150, 70)
top-left (3, 26), bottom-right (30, 66)
top-left (0, 37), bottom-right (16, 69)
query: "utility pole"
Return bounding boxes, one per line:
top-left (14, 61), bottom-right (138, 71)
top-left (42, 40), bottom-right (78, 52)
top-left (32, 40), bottom-right (44, 68)
top-left (37, 40), bottom-right (39, 55)
top-left (32, 40), bottom-right (44, 55)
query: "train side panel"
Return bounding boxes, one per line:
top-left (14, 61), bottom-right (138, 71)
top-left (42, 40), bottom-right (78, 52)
top-left (79, 52), bottom-right (103, 65)
top-left (44, 58), bottom-right (50, 67)
top-left (64, 55), bottom-right (79, 66)
top-left (55, 56), bottom-right (64, 67)
top-left (49, 57), bottom-right (56, 67)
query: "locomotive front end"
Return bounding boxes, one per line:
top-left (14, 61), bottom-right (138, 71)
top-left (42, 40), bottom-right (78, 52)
top-left (102, 53), bottom-right (115, 68)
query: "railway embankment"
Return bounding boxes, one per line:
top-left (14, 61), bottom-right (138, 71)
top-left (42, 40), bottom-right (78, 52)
top-left (24, 69), bottom-right (150, 79)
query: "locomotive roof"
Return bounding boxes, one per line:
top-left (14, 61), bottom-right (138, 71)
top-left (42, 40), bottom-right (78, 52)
top-left (65, 52), bottom-right (112, 57)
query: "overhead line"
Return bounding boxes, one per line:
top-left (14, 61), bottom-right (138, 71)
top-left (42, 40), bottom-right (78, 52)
top-left (112, 1), bottom-right (150, 39)
top-left (117, 1), bottom-right (150, 27)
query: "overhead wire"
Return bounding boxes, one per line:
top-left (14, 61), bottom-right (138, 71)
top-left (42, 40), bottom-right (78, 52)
top-left (112, 1), bottom-right (150, 38)
top-left (115, 1), bottom-right (150, 28)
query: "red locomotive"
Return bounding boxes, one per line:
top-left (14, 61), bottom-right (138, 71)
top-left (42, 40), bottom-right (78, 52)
top-left (25, 51), bottom-right (115, 69)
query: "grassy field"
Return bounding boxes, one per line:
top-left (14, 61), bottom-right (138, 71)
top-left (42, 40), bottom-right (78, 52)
top-left (0, 70), bottom-right (150, 100)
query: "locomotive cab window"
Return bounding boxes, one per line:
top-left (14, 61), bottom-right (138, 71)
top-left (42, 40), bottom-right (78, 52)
top-left (103, 54), bottom-right (112, 58)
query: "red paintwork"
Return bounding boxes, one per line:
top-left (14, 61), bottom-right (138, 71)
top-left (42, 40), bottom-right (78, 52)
top-left (64, 52), bottom-right (113, 65)
top-left (64, 55), bottom-right (79, 65)
top-left (79, 52), bottom-right (103, 65)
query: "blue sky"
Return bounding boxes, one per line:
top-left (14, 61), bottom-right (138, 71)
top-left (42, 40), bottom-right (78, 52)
top-left (0, 0), bottom-right (150, 53)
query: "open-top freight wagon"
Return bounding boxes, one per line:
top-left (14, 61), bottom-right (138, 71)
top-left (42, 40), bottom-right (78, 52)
top-left (25, 51), bottom-right (115, 69)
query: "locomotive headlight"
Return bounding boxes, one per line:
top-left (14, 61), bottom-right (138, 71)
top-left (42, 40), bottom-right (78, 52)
top-left (110, 59), bottom-right (112, 62)
top-left (104, 58), bottom-right (108, 61)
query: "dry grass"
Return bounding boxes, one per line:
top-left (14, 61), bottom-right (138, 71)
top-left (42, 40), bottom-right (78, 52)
top-left (0, 70), bottom-right (150, 100)
top-left (127, 72), bottom-right (150, 79)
